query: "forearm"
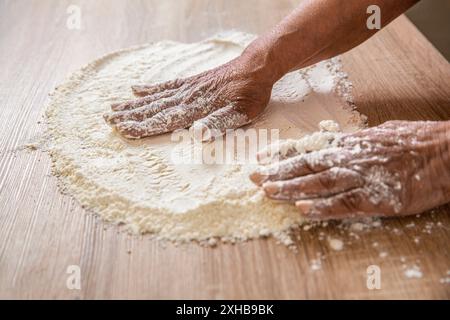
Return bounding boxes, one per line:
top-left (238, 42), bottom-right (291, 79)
top-left (241, 0), bottom-right (418, 82)
top-left (412, 120), bottom-right (450, 210)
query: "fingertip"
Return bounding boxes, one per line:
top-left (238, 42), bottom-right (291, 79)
top-left (131, 85), bottom-right (150, 97)
top-left (295, 200), bottom-right (315, 216)
top-left (103, 112), bottom-right (116, 125)
top-left (249, 169), bottom-right (268, 186)
top-left (262, 181), bottom-right (280, 197)
top-left (190, 121), bottom-right (212, 142)
top-left (116, 122), bottom-right (142, 139)
top-left (103, 112), bottom-right (111, 123)
top-left (256, 150), bottom-right (269, 164)
top-left (249, 172), bottom-right (261, 185)
top-left (190, 120), bottom-right (225, 143)
top-left (256, 150), bottom-right (281, 166)
top-left (111, 102), bottom-right (126, 111)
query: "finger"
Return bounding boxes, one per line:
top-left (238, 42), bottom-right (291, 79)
top-left (115, 103), bottom-right (210, 139)
top-left (190, 105), bottom-right (249, 142)
top-left (295, 188), bottom-right (391, 220)
top-left (111, 89), bottom-right (180, 111)
top-left (256, 131), bottom-right (341, 165)
top-left (249, 149), bottom-right (346, 186)
top-left (131, 78), bottom-right (185, 97)
top-left (262, 168), bottom-right (364, 201)
top-left (104, 98), bottom-right (181, 125)
top-left (256, 139), bottom-right (301, 165)
top-left (182, 80), bottom-right (215, 104)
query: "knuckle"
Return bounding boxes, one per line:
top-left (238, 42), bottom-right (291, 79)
top-left (341, 168), bottom-right (364, 185)
top-left (342, 192), bottom-right (362, 211)
top-left (318, 172), bottom-right (335, 189)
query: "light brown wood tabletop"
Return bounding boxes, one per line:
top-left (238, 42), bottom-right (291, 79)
top-left (0, 0), bottom-right (449, 299)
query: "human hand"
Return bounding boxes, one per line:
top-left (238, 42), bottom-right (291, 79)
top-left (250, 121), bottom-right (450, 220)
top-left (104, 55), bottom-right (274, 141)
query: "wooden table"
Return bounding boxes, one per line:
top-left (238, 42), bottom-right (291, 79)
top-left (0, 0), bottom-right (449, 299)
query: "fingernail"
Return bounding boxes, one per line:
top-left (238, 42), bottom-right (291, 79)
top-left (262, 182), bottom-right (280, 196)
top-left (131, 85), bottom-right (148, 96)
top-left (249, 169), bottom-right (268, 186)
top-left (256, 151), bottom-right (272, 165)
top-left (295, 200), bottom-right (314, 215)
top-left (103, 113), bottom-right (113, 124)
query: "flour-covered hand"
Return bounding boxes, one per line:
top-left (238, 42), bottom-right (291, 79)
top-left (250, 121), bottom-right (450, 220)
top-left (104, 54), bottom-right (274, 141)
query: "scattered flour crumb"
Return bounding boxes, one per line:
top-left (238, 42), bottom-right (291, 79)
top-left (440, 271), bottom-right (450, 284)
top-left (371, 219), bottom-right (382, 228)
top-left (350, 222), bottom-right (365, 232)
top-left (207, 238), bottom-right (218, 247)
top-left (319, 120), bottom-right (341, 132)
top-left (310, 259), bottom-right (322, 271)
top-left (24, 143), bottom-right (38, 151)
top-left (404, 265), bottom-right (423, 279)
top-left (328, 238), bottom-right (344, 251)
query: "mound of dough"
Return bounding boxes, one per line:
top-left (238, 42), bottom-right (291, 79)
top-left (45, 32), bottom-right (366, 244)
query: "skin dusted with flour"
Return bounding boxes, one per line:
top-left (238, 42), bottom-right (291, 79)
top-left (251, 121), bottom-right (450, 220)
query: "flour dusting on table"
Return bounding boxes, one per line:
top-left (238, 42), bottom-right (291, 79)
top-left (45, 31), bottom-right (366, 244)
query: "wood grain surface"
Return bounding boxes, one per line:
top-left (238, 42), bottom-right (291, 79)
top-left (0, 0), bottom-right (449, 299)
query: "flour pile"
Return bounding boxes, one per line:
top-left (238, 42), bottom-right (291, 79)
top-left (45, 31), bottom-right (366, 244)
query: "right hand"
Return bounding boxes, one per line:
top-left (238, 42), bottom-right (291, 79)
top-left (250, 121), bottom-right (450, 220)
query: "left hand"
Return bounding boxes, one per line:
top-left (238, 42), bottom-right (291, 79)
top-left (103, 53), bottom-right (274, 141)
top-left (250, 121), bottom-right (450, 220)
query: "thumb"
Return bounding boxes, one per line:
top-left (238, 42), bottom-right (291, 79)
top-left (190, 105), bottom-right (249, 142)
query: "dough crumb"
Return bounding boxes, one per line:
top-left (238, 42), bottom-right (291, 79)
top-left (404, 265), bottom-right (423, 279)
top-left (350, 222), bottom-right (365, 232)
top-left (328, 238), bottom-right (344, 251)
top-left (319, 120), bottom-right (341, 132)
top-left (310, 259), bottom-right (322, 271)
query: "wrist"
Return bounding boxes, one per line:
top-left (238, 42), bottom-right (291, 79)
top-left (442, 121), bottom-right (450, 151)
top-left (439, 121), bottom-right (450, 172)
top-left (239, 36), bottom-right (288, 84)
top-left (429, 121), bottom-right (450, 198)
top-left (432, 121), bottom-right (450, 160)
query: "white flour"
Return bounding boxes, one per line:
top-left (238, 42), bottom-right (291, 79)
top-left (45, 31), bottom-right (366, 244)
top-left (328, 238), bottom-right (344, 251)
